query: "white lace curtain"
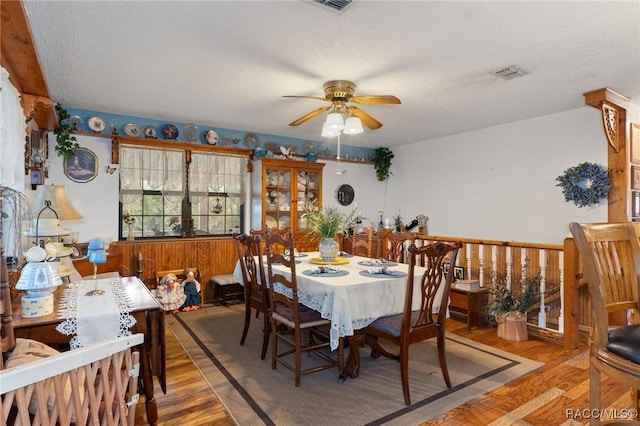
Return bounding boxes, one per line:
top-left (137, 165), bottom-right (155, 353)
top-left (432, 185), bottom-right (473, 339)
top-left (189, 152), bottom-right (246, 203)
top-left (119, 145), bottom-right (185, 204)
top-left (0, 66), bottom-right (27, 188)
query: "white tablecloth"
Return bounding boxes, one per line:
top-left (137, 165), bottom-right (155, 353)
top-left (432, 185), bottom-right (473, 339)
top-left (56, 278), bottom-right (136, 349)
top-left (233, 252), bottom-right (447, 350)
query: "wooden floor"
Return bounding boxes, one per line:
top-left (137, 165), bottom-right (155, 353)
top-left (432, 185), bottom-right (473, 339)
top-left (135, 316), bottom-right (633, 426)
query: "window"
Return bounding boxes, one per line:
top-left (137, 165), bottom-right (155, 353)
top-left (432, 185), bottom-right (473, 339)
top-left (119, 145), bottom-right (245, 239)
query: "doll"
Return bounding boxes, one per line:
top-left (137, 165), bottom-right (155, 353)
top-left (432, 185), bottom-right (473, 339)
top-left (180, 271), bottom-right (202, 312)
top-left (156, 273), bottom-right (186, 314)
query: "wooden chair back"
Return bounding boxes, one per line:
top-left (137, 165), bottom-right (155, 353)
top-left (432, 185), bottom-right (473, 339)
top-left (569, 222), bottom-right (640, 422)
top-left (350, 223), bottom-right (374, 258)
top-left (235, 233), bottom-right (270, 359)
top-left (265, 229), bottom-right (299, 319)
top-left (382, 232), bottom-right (418, 263)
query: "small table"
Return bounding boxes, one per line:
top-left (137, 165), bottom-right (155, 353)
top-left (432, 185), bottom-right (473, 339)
top-left (448, 286), bottom-right (488, 330)
top-left (11, 276), bottom-right (165, 426)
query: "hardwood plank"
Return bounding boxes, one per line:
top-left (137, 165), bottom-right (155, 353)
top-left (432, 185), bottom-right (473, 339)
top-left (140, 316), bottom-right (635, 425)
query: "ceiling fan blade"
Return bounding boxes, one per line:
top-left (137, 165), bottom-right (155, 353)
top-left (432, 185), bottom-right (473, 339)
top-left (351, 95), bottom-right (401, 105)
top-left (288, 106), bottom-right (331, 127)
top-left (283, 95), bottom-right (329, 102)
top-left (349, 107), bottom-right (383, 130)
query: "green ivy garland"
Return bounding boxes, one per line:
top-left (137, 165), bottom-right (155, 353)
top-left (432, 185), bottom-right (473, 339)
top-left (555, 162), bottom-right (610, 208)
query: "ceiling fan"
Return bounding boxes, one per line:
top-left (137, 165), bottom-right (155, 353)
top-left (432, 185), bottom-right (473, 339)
top-left (284, 80), bottom-right (401, 131)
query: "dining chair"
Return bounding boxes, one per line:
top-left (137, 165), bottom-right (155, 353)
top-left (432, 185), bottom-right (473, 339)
top-left (235, 233), bottom-right (271, 359)
top-left (350, 223), bottom-right (375, 258)
top-left (356, 240), bottom-right (462, 405)
top-left (381, 231), bottom-right (418, 263)
top-left (569, 222), bottom-right (640, 425)
top-left (264, 228), bottom-right (344, 386)
top-left (1, 250), bottom-right (142, 425)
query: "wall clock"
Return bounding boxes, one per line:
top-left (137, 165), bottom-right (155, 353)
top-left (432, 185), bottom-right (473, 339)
top-left (336, 184), bottom-right (355, 206)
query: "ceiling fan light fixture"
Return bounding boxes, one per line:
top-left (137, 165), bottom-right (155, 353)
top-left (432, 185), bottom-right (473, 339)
top-left (343, 117), bottom-right (363, 135)
top-left (325, 112), bottom-right (345, 131)
top-left (321, 122), bottom-right (340, 138)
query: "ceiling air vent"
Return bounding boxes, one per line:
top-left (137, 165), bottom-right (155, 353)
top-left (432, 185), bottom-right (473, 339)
top-left (490, 65), bottom-right (528, 80)
top-left (314, 0), bottom-right (352, 12)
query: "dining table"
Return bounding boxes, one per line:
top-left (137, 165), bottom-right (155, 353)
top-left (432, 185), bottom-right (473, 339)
top-left (232, 252), bottom-right (446, 352)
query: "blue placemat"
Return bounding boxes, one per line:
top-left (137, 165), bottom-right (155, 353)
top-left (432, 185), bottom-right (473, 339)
top-left (359, 270), bottom-right (407, 278)
top-left (302, 269), bottom-right (350, 278)
top-left (357, 260), bottom-right (398, 267)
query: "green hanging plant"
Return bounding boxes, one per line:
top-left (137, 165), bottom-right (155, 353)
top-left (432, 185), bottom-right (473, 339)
top-left (53, 104), bottom-right (80, 158)
top-left (372, 147), bottom-right (394, 181)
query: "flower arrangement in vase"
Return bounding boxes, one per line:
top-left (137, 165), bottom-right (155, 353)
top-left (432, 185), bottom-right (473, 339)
top-left (302, 202), bottom-right (363, 261)
top-left (486, 267), bottom-right (540, 341)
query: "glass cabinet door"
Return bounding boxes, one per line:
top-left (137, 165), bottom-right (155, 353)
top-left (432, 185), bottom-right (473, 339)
top-left (265, 167), bottom-right (291, 230)
top-left (294, 170), bottom-right (320, 232)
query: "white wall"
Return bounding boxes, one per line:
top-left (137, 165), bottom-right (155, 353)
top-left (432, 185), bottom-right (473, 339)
top-left (387, 107), bottom-right (608, 244)
top-left (29, 103), bottom-right (640, 246)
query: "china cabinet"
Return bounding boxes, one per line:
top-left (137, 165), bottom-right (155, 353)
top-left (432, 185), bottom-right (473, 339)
top-left (250, 158), bottom-right (324, 250)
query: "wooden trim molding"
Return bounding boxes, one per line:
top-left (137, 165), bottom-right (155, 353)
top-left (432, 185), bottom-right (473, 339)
top-left (583, 87), bottom-right (630, 222)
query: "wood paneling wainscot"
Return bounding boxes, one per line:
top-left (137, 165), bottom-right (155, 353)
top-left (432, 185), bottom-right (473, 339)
top-left (109, 237), bottom-right (238, 302)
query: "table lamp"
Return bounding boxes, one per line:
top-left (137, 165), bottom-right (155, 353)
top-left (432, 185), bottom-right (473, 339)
top-left (28, 184), bottom-right (83, 246)
top-left (85, 239), bottom-right (107, 296)
top-left (16, 246), bottom-right (64, 317)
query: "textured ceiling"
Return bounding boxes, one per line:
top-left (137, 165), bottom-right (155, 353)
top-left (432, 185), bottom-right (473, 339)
top-left (22, 0), bottom-right (640, 148)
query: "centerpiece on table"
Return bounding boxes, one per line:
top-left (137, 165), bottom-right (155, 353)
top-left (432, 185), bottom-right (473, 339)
top-left (302, 202), bottom-right (363, 262)
top-left (487, 271), bottom-right (540, 341)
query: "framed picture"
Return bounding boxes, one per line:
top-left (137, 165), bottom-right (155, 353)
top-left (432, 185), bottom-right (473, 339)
top-left (64, 147), bottom-right (98, 183)
top-left (633, 166), bottom-right (640, 190)
top-left (633, 191), bottom-right (640, 218)
top-left (631, 123), bottom-right (640, 164)
top-left (454, 266), bottom-right (465, 281)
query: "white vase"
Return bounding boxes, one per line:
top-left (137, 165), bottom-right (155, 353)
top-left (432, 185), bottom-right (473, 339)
top-left (319, 237), bottom-right (339, 262)
top-left (127, 223), bottom-right (135, 241)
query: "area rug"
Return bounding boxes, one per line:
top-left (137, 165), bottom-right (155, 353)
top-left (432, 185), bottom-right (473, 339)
top-left (166, 305), bottom-right (544, 426)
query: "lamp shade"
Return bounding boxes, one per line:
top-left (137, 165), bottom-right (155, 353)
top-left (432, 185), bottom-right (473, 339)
top-left (321, 123), bottom-right (340, 138)
top-left (16, 262), bottom-right (63, 292)
top-left (343, 117), bottom-right (364, 135)
top-left (30, 185), bottom-right (83, 220)
top-left (325, 112), bottom-right (345, 131)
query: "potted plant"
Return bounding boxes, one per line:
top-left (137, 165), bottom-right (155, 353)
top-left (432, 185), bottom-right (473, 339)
top-left (372, 147), bottom-right (394, 181)
top-left (302, 202), bottom-right (363, 261)
top-left (53, 104), bottom-right (80, 158)
top-left (487, 272), bottom-right (540, 341)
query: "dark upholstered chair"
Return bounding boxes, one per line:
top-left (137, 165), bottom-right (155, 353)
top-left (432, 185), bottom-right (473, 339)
top-left (355, 240), bottom-right (462, 405)
top-left (569, 222), bottom-right (640, 425)
top-left (234, 233), bottom-right (270, 359)
top-left (264, 228), bottom-right (343, 386)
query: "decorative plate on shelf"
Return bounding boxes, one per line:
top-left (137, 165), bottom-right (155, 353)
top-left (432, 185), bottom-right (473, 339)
top-left (205, 129), bottom-right (218, 145)
top-left (124, 123), bottom-right (142, 137)
top-left (144, 125), bottom-right (158, 139)
top-left (265, 142), bottom-right (280, 153)
top-left (161, 124), bottom-right (179, 140)
top-left (88, 116), bottom-right (106, 133)
top-left (68, 115), bottom-right (82, 131)
top-left (303, 142), bottom-right (315, 154)
top-left (182, 124), bottom-right (198, 142)
top-left (244, 133), bottom-right (260, 149)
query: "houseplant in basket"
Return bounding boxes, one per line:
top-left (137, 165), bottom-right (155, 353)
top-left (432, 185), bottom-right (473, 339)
top-left (302, 202), bottom-right (363, 261)
top-left (487, 272), bottom-right (540, 341)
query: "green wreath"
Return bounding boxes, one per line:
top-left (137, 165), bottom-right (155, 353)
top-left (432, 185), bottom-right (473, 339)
top-left (555, 162), bottom-right (610, 208)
